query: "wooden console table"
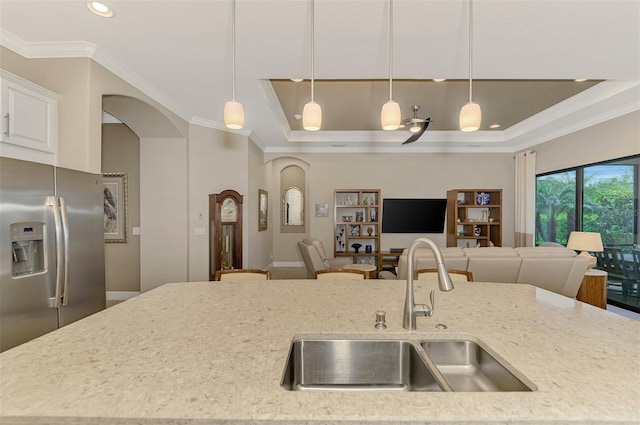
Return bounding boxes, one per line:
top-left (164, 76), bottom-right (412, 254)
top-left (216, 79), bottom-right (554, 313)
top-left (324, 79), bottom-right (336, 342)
top-left (576, 269), bottom-right (607, 309)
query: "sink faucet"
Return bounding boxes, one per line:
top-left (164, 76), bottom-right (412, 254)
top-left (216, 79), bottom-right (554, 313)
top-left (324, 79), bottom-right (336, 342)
top-left (403, 238), bottom-right (455, 330)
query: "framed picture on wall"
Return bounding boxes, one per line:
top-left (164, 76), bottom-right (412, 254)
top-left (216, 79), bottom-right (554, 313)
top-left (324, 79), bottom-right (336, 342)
top-left (258, 189), bottom-right (268, 231)
top-left (103, 173), bottom-right (128, 243)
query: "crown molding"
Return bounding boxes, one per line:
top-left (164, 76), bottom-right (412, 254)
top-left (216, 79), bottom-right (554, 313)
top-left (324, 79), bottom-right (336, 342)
top-left (0, 29), bottom-right (97, 58)
top-left (1, 29), bottom-right (192, 128)
top-left (190, 116), bottom-right (253, 137)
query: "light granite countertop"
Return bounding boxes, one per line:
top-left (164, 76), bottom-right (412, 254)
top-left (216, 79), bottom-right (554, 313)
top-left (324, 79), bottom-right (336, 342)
top-left (1, 280), bottom-right (639, 424)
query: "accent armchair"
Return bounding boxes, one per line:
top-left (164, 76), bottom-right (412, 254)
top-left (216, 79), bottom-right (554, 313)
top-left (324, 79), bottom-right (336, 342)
top-left (297, 237), bottom-right (352, 279)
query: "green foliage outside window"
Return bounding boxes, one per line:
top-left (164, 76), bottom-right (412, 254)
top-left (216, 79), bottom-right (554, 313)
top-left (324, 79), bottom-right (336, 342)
top-left (536, 165), bottom-right (635, 251)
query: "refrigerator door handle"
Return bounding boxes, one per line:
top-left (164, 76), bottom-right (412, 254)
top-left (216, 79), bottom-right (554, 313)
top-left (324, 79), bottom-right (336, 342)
top-left (59, 197), bottom-right (70, 306)
top-left (48, 196), bottom-right (64, 308)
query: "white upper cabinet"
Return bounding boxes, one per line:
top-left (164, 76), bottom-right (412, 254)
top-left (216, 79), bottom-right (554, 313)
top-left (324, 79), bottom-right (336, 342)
top-left (0, 70), bottom-right (59, 165)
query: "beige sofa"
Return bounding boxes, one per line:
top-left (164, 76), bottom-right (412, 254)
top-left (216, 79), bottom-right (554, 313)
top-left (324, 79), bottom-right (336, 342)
top-left (391, 246), bottom-right (590, 298)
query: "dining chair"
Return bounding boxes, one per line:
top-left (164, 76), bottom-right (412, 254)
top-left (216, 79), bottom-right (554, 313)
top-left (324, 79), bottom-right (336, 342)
top-left (415, 269), bottom-right (474, 282)
top-left (600, 247), bottom-right (633, 295)
top-left (313, 269), bottom-right (368, 280)
top-left (213, 269), bottom-right (272, 281)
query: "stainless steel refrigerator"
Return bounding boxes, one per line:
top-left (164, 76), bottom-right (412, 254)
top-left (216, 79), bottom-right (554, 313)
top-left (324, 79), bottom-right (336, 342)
top-left (0, 157), bottom-right (105, 352)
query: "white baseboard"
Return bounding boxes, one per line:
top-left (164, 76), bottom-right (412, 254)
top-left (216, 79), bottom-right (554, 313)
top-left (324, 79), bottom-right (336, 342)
top-left (272, 261), bottom-right (304, 268)
top-left (106, 291), bottom-right (140, 301)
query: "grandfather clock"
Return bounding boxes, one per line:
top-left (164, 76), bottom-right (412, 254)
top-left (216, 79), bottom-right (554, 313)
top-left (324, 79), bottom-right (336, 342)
top-left (210, 190), bottom-right (243, 280)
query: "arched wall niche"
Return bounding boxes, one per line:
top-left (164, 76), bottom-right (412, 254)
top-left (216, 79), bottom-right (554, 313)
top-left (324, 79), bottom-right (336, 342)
top-left (267, 157), bottom-right (311, 264)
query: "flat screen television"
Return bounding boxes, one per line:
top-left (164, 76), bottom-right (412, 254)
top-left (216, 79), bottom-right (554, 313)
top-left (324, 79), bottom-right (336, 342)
top-left (381, 198), bottom-right (447, 233)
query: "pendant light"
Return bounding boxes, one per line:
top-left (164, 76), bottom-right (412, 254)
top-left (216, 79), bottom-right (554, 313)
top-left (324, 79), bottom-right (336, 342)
top-left (459, 0), bottom-right (481, 132)
top-left (224, 0), bottom-right (244, 129)
top-left (381, 0), bottom-right (401, 130)
top-left (303, 0), bottom-right (322, 131)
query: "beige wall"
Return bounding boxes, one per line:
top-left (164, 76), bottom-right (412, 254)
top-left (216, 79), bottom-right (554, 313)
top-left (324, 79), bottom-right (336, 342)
top-left (534, 111), bottom-right (640, 173)
top-left (186, 124), bottom-right (250, 282)
top-left (140, 137), bottom-right (188, 291)
top-left (267, 152), bottom-right (516, 264)
top-left (248, 138), bottom-right (274, 270)
top-left (102, 124), bottom-right (141, 292)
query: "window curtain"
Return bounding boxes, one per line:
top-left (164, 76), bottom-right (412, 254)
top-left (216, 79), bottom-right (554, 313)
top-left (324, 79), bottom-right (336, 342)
top-left (515, 150), bottom-right (536, 247)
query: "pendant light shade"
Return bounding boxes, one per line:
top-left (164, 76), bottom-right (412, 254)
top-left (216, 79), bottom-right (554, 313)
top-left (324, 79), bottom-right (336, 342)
top-left (303, 101), bottom-right (322, 131)
top-left (459, 0), bottom-right (481, 132)
top-left (303, 0), bottom-right (322, 131)
top-left (381, 0), bottom-right (400, 130)
top-left (459, 102), bottom-right (481, 132)
top-left (224, 100), bottom-right (244, 129)
top-left (225, 0), bottom-right (244, 130)
top-left (381, 100), bottom-right (401, 130)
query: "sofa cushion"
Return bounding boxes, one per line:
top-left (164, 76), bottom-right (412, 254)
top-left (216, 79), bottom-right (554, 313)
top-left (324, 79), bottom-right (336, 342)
top-left (466, 257), bottom-right (521, 283)
top-left (516, 256), bottom-right (589, 297)
top-left (463, 247), bottom-right (518, 257)
top-left (396, 247), bottom-right (468, 279)
top-left (515, 247), bottom-right (577, 258)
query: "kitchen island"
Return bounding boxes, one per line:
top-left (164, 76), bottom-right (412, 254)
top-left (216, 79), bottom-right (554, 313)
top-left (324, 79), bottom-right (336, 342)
top-left (1, 279), bottom-right (638, 424)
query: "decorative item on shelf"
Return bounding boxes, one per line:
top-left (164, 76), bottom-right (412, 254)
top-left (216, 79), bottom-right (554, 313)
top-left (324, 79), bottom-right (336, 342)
top-left (482, 210), bottom-right (489, 222)
top-left (351, 243), bottom-right (363, 253)
top-left (346, 196), bottom-right (353, 205)
top-left (458, 231), bottom-right (466, 236)
top-left (370, 209), bottom-right (377, 222)
top-left (355, 212), bottom-right (364, 222)
top-left (350, 225), bottom-right (360, 236)
top-left (363, 197), bottom-right (368, 205)
top-left (474, 226), bottom-right (481, 236)
top-left (489, 218), bottom-right (494, 223)
top-left (342, 215), bottom-right (353, 222)
top-left (476, 192), bottom-right (484, 205)
top-left (483, 192), bottom-right (490, 205)
top-left (367, 227), bottom-right (373, 236)
top-left (365, 245), bottom-right (372, 253)
top-left (457, 199), bottom-right (467, 205)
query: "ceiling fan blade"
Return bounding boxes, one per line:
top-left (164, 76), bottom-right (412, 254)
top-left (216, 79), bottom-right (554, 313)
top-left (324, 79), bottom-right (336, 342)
top-left (401, 121), bottom-right (430, 145)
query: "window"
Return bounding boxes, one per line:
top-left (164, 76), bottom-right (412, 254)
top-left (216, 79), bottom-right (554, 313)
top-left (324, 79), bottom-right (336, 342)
top-left (536, 155), bottom-right (639, 313)
top-left (535, 171), bottom-right (576, 245)
top-left (536, 156), bottom-right (638, 248)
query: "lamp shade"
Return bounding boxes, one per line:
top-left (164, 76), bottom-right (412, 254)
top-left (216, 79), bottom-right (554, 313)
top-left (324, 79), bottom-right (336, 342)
top-left (566, 231), bottom-right (604, 252)
top-left (459, 101), bottom-right (481, 132)
top-left (303, 100), bottom-right (322, 131)
top-left (224, 100), bottom-right (244, 129)
top-left (381, 100), bottom-right (401, 130)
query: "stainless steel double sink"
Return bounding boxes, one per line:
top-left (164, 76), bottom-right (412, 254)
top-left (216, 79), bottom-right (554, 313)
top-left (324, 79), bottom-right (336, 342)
top-left (281, 336), bottom-right (536, 392)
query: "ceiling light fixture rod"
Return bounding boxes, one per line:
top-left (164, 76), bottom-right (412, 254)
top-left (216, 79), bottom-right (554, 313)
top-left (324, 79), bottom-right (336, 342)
top-left (467, 0), bottom-right (473, 103)
top-left (303, 0), bottom-right (322, 131)
top-left (380, 0), bottom-right (401, 131)
top-left (224, 0), bottom-right (244, 129)
top-left (231, 0), bottom-right (237, 101)
top-left (459, 0), bottom-right (481, 132)
top-left (310, 0), bottom-right (315, 102)
top-left (388, 0), bottom-right (394, 101)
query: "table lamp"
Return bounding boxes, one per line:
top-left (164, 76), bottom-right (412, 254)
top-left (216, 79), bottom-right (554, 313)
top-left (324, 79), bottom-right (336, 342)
top-left (566, 231), bottom-right (603, 269)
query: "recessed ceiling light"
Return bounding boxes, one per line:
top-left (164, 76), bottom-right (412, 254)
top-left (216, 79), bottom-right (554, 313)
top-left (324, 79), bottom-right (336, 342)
top-left (290, 78), bottom-right (304, 83)
top-left (489, 124), bottom-right (501, 129)
top-left (432, 78), bottom-right (446, 82)
top-left (87, 2), bottom-right (113, 17)
top-left (574, 78), bottom-right (588, 82)
top-left (294, 114), bottom-right (302, 120)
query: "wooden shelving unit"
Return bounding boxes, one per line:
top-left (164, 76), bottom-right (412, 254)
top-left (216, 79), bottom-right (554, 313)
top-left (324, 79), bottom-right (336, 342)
top-left (446, 189), bottom-right (502, 248)
top-left (334, 189), bottom-right (381, 267)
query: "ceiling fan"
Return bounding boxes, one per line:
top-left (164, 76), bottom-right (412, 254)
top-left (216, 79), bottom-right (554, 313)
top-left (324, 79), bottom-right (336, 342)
top-left (400, 105), bottom-right (432, 145)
